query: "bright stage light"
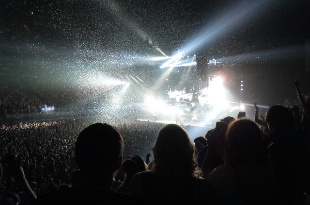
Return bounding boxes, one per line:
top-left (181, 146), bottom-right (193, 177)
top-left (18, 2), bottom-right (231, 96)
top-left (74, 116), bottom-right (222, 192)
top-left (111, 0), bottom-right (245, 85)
top-left (144, 96), bottom-right (166, 113)
top-left (148, 56), bottom-right (171, 61)
top-left (41, 105), bottom-right (55, 112)
top-left (239, 104), bottom-right (245, 111)
top-left (168, 90), bottom-right (192, 102)
top-left (199, 76), bottom-right (229, 110)
top-left (208, 59), bottom-right (221, 65)
top-left (175, 61), bottom-right (197, 67)
top-left (160, 52), bottom-right (184, 69)
top-left (160, 53), bottom-right (197, 69)
top-left (229, 106), bottom-right (240, 113)
top-left (106, 80), bottom-right (127, 85)
top-left (208, 76), bottom-right (227, 106)
top-left (213, 76), bottom-right (223, 83)
top-left (241, 103), bottom-right (270, 109)
top-left (156, 48), bottom-right (168, 57)
top-left (144, 95), bottom-right (184, 115)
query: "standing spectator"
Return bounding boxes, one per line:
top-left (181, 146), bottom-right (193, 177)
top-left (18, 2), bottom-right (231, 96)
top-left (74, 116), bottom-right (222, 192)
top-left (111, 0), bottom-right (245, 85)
top-left (208, 119), bottom-right (275, 204)
top-left (202, 121), bottom-right (228, 177)
top-left (253, 103), bottom-right (270, 134)
top-left (36, 123), bottom-right (141, 205)
top-left (193, 136), bottom-right (208, 168)
top-left (266, 105), bottom-right (307, 204)
top-left (125, 124), bottom-right (217, 205)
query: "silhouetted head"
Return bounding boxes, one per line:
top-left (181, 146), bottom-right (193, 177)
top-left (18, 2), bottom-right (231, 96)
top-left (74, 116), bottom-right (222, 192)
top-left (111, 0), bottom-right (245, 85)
top-left (122, 155), bottom-right (147, 183)
top-left (153, 124), bottom-right (195, 179)
top-left (75, 123), bottom-right (124, 176)
top-left (265, 105), bottom-right (294, 131)
top-left (225, 119), bottom-right (267, 167)
top-left (221, 116), bottom-right (235, 124)
top-left (194, 136), bottom-right (207, 152)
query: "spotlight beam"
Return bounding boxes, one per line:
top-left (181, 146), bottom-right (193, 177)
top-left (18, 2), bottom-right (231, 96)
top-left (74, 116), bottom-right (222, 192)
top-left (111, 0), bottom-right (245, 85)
top-left (161, 0), bottom-right (273, 69)
top-left (135, 76), bottom-right (148, 87)
top-left (181, 0), bottom-right (272, 55)
top-left (152, 67), bottom-right (173, 91)
top-left (129, 75), bottom-right (154, 96)
top-left (111, 83), bottom-right (130, 109)
top-left (230, 102), bottom-right (269, 109)
top-left (160, 52), bottom-right (184, 69)
top-left (215, 45), bottom-right (304, 63)
top-left (99, 0), bottom-right (166, 56)
top-left (177, 58), bottom-right (195, 88)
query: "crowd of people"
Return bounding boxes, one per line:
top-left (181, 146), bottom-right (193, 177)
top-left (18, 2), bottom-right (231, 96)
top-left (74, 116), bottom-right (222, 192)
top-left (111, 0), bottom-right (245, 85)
top-left (0, 85), bottom-right (125, 117)
top-left (0, 86), bottom-right (80, 112)
top-left (0, 81), bottom-right (309, 204)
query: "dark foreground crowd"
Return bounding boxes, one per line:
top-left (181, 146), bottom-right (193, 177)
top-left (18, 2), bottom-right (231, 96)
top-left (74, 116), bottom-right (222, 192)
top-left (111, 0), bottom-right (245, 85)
top-left (0, 82), bottom-right (309, 205)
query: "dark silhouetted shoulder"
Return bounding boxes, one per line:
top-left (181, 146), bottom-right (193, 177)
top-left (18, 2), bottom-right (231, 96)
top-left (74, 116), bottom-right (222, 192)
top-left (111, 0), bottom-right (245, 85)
top-left (36, 187), bottom-right (143, 205)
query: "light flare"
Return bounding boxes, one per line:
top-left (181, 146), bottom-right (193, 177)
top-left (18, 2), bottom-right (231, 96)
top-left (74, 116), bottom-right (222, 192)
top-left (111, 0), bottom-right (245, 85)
top-left (144, 95), bottom-right (184, 115)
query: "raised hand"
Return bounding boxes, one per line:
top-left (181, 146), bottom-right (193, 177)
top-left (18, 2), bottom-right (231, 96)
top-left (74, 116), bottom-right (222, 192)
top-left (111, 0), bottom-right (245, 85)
top-left (294, 80), bottom-right (306, 109)
top-left (146, 153), bottom-right (151, 165)
top-left (1, 154), bottom-right (37, 202)
top-left (254, 103), bottom-right (258, 111)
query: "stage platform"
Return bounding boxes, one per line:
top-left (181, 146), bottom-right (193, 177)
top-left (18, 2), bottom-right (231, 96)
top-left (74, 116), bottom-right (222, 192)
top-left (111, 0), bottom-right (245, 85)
top-left (137, 118), bottom-right (211, 128)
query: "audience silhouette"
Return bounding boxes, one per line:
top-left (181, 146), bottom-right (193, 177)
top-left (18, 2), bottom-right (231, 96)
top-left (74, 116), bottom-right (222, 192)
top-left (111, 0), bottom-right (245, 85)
top-left (36, 123), bottom-right (142, 205)
top-left (125, 124), bottom-right (218, 205)
top-left (208, 119), bottom-right (275, 204)
top-left (0, 81), bottom-right (309, 205)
